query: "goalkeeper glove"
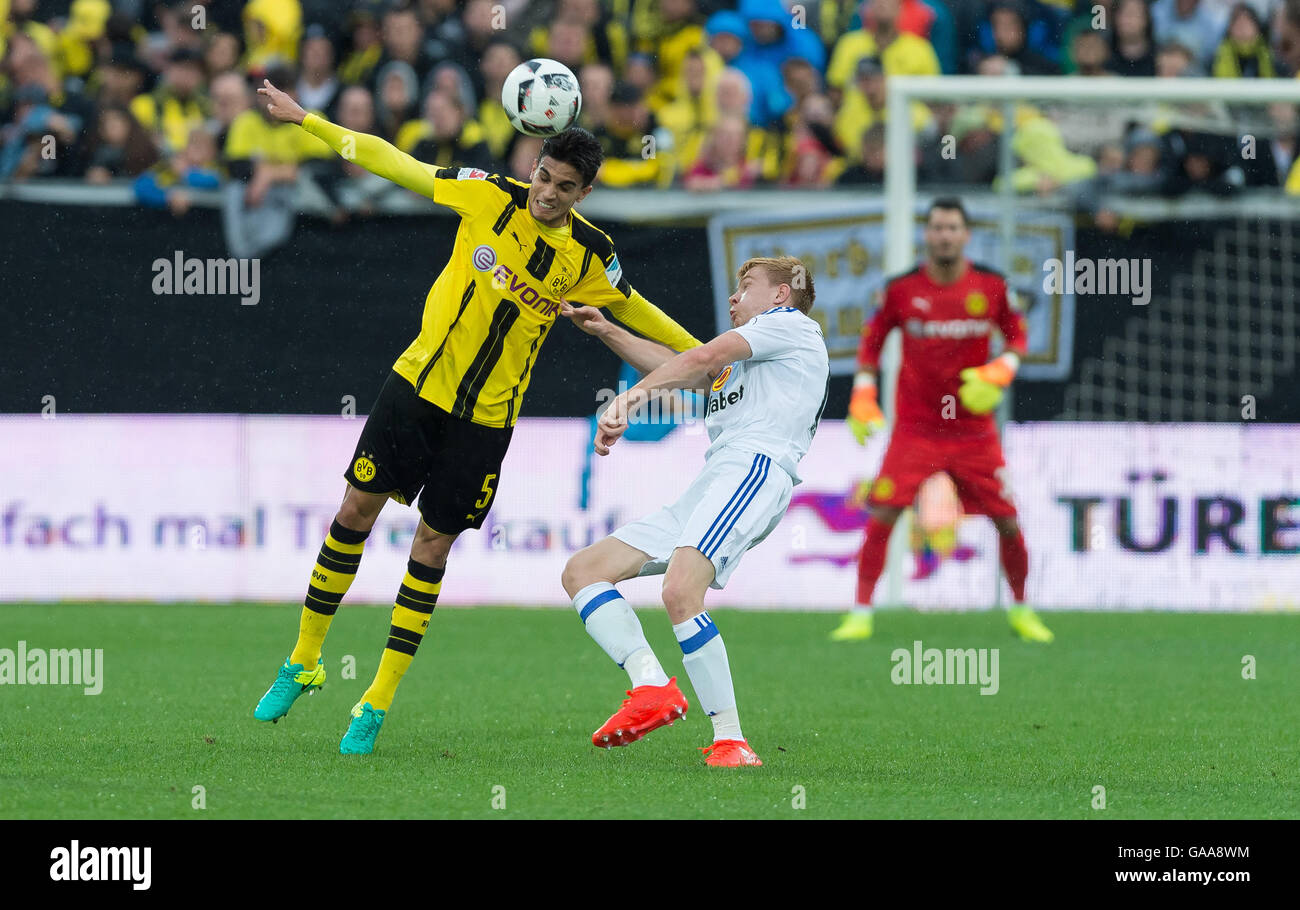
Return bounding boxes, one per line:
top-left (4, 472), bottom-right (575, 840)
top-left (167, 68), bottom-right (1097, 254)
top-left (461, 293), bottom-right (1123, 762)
top-left (846, 375), bottom-right (885, 445)
top-left (958, 354), bottom-right (1018, 415)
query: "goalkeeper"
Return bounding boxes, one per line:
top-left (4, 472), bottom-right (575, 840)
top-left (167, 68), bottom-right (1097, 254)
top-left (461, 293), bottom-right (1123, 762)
top-left (832, 197), bottom-right (1054, 644)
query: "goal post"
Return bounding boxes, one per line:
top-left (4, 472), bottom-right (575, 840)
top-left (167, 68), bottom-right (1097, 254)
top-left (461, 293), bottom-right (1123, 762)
top-left (878, 75), bottom-right (1300, 610)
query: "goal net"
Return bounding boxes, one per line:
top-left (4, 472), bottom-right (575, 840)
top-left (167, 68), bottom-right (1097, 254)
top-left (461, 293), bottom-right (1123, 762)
top-left (875, 75), bottom-right (1300, 610)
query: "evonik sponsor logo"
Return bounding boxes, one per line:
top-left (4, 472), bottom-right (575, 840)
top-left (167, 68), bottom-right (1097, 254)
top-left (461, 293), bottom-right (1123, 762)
top-left (482, 256), bottom-right (561, 318)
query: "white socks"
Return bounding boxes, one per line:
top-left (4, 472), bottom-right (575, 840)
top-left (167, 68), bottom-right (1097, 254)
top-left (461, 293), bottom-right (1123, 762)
top-left (573, 583), bottom-right (669, 688)
top-left (673, 611), bottom-right (743, 743)
top-left (572, 585), bottom-right (745, 742)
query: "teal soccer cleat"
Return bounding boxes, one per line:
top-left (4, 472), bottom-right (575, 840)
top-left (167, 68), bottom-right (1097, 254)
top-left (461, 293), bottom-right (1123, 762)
top-left (339, 701), bottom-right (386, 755)
top-left (253, 658), bottom-right (325, 722)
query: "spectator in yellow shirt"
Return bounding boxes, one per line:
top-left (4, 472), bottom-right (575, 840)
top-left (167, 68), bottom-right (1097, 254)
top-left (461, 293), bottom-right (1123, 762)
top-left (827, 0), bottom-right (940, 105)
top-left (631, 0), bottom-right (706, 111)
top-left (658, 46), bottom-right (722, 158)
top-left (339, 8), bottom-right (383, 87)
top-left (243, 0), bottom-right (303, 70)
top-left (223, 70), bottom-right (332, 177)
top-left (2, 0), bottom-right (59, 67)
top-left (784, 95), bottom-right (848, 187)
top-left (396, 87), bottom-right (494, 172)
top-left (833, 55), bottom-right (933, 159)
top-left (592, 81), bottom-right (675, 188)
top-left (221, 66), bottom-right (330, 258)
top-left (528, 0), bottom-right (629, 73)
top-left (56, 0), bottom-right (111, 79)
top-left (130, 47), bottom-right (209, 154)
top-left (1212, 4), bottom-right (1276, 78)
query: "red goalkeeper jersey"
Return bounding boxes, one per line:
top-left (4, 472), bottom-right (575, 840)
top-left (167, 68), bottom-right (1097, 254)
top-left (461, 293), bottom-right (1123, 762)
top-left (857, 261), bottom-right (1027, 437)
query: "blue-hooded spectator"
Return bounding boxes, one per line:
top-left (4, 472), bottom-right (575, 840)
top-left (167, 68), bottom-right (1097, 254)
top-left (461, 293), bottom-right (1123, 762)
top-left (732, 0), bottom-right (828, 127)
top-left (974, 0), bottom-right (1069, 66)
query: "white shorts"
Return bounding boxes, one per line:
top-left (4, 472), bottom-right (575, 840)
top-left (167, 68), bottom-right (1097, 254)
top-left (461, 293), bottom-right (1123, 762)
top-left (611, 449), bottom-right (793, 589)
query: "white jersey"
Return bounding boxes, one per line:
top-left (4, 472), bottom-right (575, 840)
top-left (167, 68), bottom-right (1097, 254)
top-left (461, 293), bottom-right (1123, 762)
top-left (703, 306), bottom-right (830, 484)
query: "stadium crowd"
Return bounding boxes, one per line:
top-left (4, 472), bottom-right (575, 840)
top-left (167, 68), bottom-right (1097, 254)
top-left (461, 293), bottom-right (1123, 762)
top-left (5, 0), bottom-right (1300, 217)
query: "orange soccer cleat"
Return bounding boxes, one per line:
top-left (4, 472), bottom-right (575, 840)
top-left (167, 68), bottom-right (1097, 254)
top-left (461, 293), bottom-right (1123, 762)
top-left (592, 677), bottom-right (689, 748)
top-left (700, 739), bottom-right (763, 767)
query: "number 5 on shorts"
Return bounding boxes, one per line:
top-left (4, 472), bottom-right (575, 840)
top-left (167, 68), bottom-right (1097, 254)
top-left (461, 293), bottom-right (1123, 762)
top-left (475, 474), bottom-right (498, 509)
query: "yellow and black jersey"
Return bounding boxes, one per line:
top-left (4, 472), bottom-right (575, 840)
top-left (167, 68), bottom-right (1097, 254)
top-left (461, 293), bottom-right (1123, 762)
top-left (302, 112), bottom-right (702, 428)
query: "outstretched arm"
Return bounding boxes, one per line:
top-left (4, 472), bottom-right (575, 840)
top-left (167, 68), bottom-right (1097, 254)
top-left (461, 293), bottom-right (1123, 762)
top-left (257, 79), bottom-right (441, 199)
top-left (560, 301), bottom-right (677, 374)
top-left (594, 330), bottom-right (752, 455)
top-left (605, 290), bottom-right (702, 353)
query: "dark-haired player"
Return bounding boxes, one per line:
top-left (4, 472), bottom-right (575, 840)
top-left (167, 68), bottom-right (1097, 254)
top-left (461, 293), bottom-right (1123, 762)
top-left (250, 79), bottom-right (702, 753)
top-left (831, 197), bottom-right (1054, 644)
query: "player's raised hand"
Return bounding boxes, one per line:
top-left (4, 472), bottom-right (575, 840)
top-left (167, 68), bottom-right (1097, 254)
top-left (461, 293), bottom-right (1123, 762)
top-left (560, 299), bottom-right (608, 336)
top-left (595, 395), bottom-right (629, 455)
top-left (257, 79), bottom-right (307, 125)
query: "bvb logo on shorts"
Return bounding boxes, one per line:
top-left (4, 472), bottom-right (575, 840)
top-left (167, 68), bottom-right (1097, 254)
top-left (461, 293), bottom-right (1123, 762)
top-left (872, 476), bottom-right (895, 500)
top-left (353, 456), bottom-right (376, 483)
top-left (711, 365), bottom-right (734, 392)
top-left (965, 292), bottom-right (989, 316)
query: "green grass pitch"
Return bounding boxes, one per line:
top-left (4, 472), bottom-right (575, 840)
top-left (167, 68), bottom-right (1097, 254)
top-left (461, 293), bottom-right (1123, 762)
top-left (2, 604), bottom-right (1297, 819)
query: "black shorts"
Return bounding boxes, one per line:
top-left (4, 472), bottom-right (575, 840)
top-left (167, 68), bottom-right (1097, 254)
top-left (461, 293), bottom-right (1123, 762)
top-left (345, 371), bottom-right (513, 535)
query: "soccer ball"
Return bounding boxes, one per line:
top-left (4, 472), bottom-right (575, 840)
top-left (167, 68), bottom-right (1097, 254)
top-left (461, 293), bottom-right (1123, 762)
top-left (502, 58), bottom-right (582, 137)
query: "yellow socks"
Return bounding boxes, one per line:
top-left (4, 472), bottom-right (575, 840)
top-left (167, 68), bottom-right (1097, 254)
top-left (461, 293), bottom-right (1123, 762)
top-left (289, 519), bottom-right (369, 668)
top-left (359, 559), bottom-right (444, 712)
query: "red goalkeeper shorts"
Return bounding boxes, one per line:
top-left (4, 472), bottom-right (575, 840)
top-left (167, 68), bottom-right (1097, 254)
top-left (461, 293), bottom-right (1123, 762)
top-left (868, 428), bottom-right (1018, 519)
